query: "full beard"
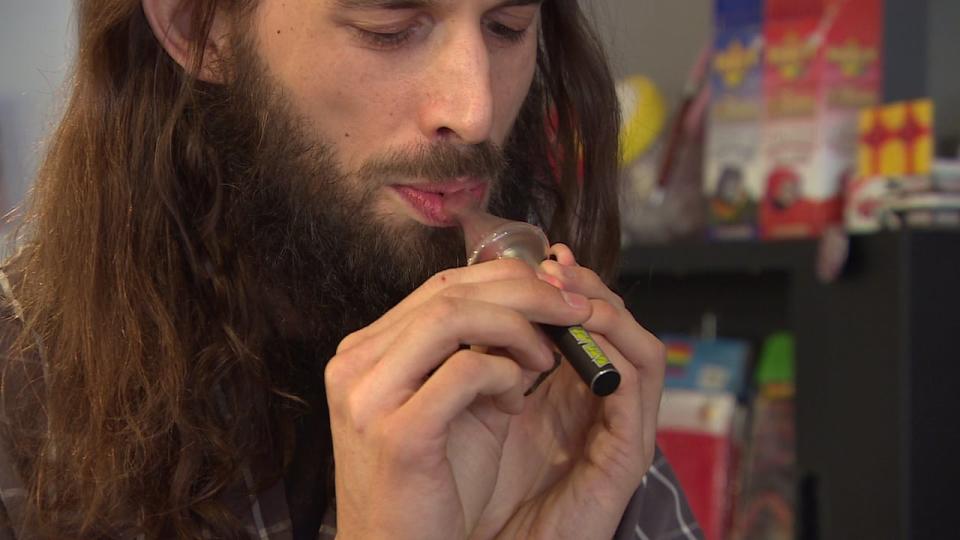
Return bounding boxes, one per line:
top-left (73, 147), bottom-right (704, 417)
top-left (190, 36), bottom-right (545, 522)
top-left (204, 40), bottom-right (524, 352)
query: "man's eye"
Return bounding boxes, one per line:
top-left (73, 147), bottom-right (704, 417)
top-left (486, 21), bottom-right (528, 44)
top-left (353, 26), bottom-right (418, 50)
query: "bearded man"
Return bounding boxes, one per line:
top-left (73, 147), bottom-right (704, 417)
top-left (0, 0), bottom-right (700, 538)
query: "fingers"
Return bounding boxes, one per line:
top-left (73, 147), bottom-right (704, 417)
top-left (335, 261), bottom-right (593, 379)
top-left (366, 297), bottom-right (556, 400)
top-left (548, 243), bottom-right (578, 267)
top-left (329, 348), bottom-right (528, 455)
top-left (538, 259), bottom-right (625, 310)
top-left (397, 349), bottom-right (527, 439)
top-left (543, 243), bottom-right (665, 455)
top-left (328, 285), bottom-right (592, 426)
top-left (341, 258), bottom-right (543, 350)
top-left (539, 253), bottom-right (654, 387)
top-left (577, 300), bottom-right (659, 372)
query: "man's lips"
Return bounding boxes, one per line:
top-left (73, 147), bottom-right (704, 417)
top-left (391, 180), bottom-right (487, 226)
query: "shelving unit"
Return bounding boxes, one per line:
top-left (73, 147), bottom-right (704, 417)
top-left (618, 230), bottom-right (960, 540)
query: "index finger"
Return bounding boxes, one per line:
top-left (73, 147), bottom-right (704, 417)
top-left (340, 258), bottom-right (538, 352)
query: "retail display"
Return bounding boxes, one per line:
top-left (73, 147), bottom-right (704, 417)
top-left (657, 336), bottom-right (751, 540)
top-left (705, 0), bottom-right (765, 239)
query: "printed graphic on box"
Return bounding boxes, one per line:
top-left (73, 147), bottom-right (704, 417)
top-left (846, 99), bottom-right (935, 232)
top-left (760, 0), bottom-right (882, 239)
top-left (705, 21), bottom-right (765, 239)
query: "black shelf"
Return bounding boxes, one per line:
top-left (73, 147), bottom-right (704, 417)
top-left (616, 230), bottom-right (960, 540)
top-left (619, 238), bottom-right (817, 276)
top-left (616, 239), bottom-right (815, 349)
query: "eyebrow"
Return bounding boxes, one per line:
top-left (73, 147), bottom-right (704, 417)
top-left (334, 0), bottom-right (543, 9)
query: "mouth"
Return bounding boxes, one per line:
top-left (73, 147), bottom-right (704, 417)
top-left (390, 179), bottom-right (488, 226)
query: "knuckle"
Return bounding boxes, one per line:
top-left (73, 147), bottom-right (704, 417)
top-left (647, 337), bottom-right (667, 374)
top-left (324, 353), bottom-right (350, 390)
top-left (344, 390), bottom-right (372, 431)
top-left (591, 299), bottom-right (619, 323)
top-left (336, 329), bottom-right (364, 354)
top-left (422, 296), bottom-right (460, 324)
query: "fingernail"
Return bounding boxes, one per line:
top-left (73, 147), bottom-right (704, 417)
top-left (561, 290), bottom-right (589, 309)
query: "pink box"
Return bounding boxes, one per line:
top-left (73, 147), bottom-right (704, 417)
top-left (759, 0), bottom-right (883, 239)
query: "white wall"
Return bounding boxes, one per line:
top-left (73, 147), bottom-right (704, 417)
top-left (0, 0), bottom-right (74, 218)
top-left (587, 0), bottom-right (713, 109)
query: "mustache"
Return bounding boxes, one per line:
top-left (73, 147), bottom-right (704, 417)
top-left (355, 141), bottom-right (508, 184)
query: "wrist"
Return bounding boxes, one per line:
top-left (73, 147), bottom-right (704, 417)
top-left (496, 469), bottom-right (635, 540)
top-left (550, 478), bottom-right (633, 540)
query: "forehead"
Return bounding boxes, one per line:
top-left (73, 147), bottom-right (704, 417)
top-left (331, 0), bottom-right (542, 8)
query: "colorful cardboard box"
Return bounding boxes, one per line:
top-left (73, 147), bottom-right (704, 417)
top-left (705, 0), bottom-right (765, 240)
top-left (846, 98), bottom-right (936, 232)
top-left (658, 336), bottom-right (750, 540)
top-left (759, 0), bottom-right (883, 239)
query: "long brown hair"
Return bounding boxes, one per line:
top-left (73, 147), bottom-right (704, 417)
top-left (1, 0), bottom-right (621, 537)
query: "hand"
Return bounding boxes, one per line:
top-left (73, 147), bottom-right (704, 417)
top-left (471, 244), bottom-right (666, 540)
top-left (325, 259), bottom-right (594, 540)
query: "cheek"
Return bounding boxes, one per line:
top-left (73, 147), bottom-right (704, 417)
top-left (294, 72), bottom-right (397, 159)
top-left (281, 61), bottom-right (412, 170)
top-left (300, 74), bottom-right (431, 177)
top-left (490, 42), bottom-right (538, 144)
top-left (253, 7), bottom-right (414, 171)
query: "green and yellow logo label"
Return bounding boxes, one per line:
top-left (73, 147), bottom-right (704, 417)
top-left (569, 327), bottom-right (610, 368)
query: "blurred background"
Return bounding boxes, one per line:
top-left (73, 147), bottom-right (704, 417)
top-left (1, 1), bottom-right (958, 539)
top-left (0, 0), bottom-right (73, 220)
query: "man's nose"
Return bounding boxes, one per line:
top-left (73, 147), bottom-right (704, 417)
top-left (417, 28), bottom-right (494, 145)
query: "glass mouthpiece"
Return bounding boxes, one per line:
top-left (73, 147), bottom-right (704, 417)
top-left (444, 192), bottom-right (549, 267)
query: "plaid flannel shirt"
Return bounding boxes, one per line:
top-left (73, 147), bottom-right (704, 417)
top-left (0, 268), bottom-right (702, 540)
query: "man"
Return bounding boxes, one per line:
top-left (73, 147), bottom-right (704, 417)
top-left (0, 0), bottom-right (701, 538)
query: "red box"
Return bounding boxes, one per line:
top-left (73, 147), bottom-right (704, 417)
top-left (759, 0), bottom-right (883, 239)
